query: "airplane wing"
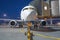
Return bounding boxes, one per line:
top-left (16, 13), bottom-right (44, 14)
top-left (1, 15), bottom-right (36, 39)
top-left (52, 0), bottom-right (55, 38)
top-left (0, 18), bottom-right (23, 22)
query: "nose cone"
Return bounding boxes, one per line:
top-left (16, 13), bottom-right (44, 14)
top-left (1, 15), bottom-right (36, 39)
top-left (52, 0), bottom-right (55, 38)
top-left (26, 11), bottom-right (37, 21)
top-left (21, 10), bottom-right (37, 21)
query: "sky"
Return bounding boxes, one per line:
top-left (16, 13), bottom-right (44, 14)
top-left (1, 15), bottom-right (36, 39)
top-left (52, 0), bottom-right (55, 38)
top-left (0, 0), bottom-right (32, 19)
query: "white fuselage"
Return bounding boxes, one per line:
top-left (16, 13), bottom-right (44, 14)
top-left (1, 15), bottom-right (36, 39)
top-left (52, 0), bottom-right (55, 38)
top-left (21, 6), bottom-right (37, 21)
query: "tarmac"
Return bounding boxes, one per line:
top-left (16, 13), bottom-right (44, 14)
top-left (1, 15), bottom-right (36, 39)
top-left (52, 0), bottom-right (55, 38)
top-left (0, 25), bottom-right (60, 40)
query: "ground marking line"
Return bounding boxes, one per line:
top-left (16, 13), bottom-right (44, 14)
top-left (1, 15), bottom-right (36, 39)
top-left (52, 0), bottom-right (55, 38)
top-left (34, 33), bottom-right (60, 40)
top-left (19, 29), bottom-right (60, 40)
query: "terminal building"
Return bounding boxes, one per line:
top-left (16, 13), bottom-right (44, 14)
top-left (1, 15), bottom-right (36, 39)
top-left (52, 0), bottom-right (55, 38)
top-left (29, 0), bottom-right (60, 24)
top-left (29, 0), bottom-right (60, 18)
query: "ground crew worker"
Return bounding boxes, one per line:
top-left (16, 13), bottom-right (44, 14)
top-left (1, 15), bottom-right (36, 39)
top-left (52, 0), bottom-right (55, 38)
top-left (37, 23), bottom-right (40, 30)
top-left (44, 18), bottom-right (47, 23)
top-left (19, 22), bottom-right (23, 28)
top-left (34, 22), bottom-right (38, 30)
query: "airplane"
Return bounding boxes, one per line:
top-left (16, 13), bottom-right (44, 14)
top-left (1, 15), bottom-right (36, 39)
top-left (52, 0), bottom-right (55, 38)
top-left (0, 0), bottom-right (60, 28)
top-left (0, 6), bottom-right (60, 32)
top-left (0, 5), bottom-right (48, 28)
top-left (0, 5), bottom-right (38, 27)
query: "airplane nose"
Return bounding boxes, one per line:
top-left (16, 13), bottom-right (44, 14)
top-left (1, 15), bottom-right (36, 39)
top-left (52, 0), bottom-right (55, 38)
top-left (25, 11), bottom-right (37, 21)
top-left (21, 10), bottom-right (32, 21)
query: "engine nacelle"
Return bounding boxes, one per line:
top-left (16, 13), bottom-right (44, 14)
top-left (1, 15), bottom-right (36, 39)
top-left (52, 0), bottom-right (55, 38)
top-left (9, 20), bottom-right (17, 27)
top-left (40, 20), bottom-right (46, 26)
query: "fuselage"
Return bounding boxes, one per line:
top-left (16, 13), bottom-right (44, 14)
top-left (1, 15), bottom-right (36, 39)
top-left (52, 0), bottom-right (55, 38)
top-left (21, 6), bottom-right (37, 21)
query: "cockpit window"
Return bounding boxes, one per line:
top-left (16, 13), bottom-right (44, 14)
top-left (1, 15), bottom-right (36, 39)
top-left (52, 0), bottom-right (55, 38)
top-left (23, 8), bottom-right (35, 11)
top-left (29, 8), bottom-right (35, 10)
top-left (23, 8), bottom-right (28, 11)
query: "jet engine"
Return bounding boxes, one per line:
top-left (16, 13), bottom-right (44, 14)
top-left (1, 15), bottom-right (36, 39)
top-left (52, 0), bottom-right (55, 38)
top-left (40, 20), bottom-right (46, 26)
top-left (9, 20), bottom-right (17, 27)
